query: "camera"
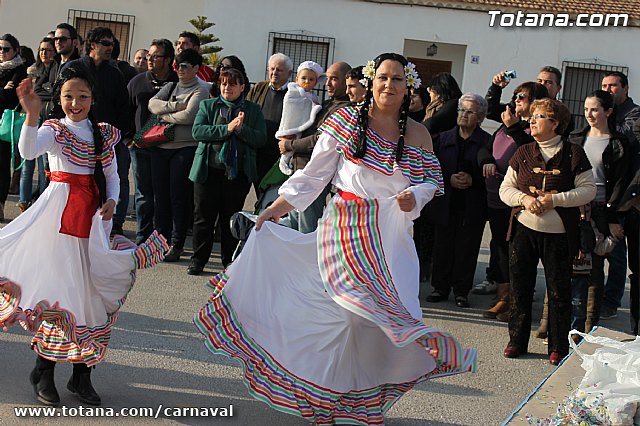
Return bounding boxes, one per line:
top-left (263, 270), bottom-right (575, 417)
top-left (504, 70), bottom-right (517, 81)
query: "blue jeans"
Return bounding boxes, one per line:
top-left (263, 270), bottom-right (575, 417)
top-left (604, 234), bottom-right (627, 309)
top-left (289, 184), bottom-right (331, 234)
top-left (150, 146), bottom-right (196, 247)
top-left (19, 155), bottom-right (47, 203)
top-left (113, 142), bottom-right (131, 228)
top-left (130, 147), bottom-right (154, 241)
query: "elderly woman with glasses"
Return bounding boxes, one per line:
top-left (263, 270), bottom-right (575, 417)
top-left (425, 93), bottom-right (491, 308)
top-left (499, 99), bottom-right (596, 365)
top-left (147, 48), bottom-right (209, 262)
top-left (477, 82), bottom-right (548, 320)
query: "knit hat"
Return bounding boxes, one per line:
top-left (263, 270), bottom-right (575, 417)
top-left (297, 61), bottom-right (324, 79)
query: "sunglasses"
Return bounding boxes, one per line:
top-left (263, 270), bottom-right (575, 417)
top-left (53, 36), bottom-right (71, 42)
top-left (177, 62), bottom-right (193, 70)
top-left (97, 40), bottom-right (114, 47)
top-left (513, 93), bottom-right (529, 101)
top-left (0, 46), bottom-right (13, 53)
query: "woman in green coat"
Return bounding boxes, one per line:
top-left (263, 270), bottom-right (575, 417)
top-left (188, 67), bottom-right (266, 275)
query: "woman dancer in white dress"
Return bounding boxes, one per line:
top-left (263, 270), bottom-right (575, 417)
top-left (0, 66), bottom-right (168, 406)
top-left (194, 53), bottom-right (476, 425)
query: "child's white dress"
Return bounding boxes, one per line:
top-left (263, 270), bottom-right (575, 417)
top-left (0, 117), bottom-right (168, 366)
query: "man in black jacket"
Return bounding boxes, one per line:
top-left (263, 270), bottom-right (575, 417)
top-left (65, 26), bottom-right (131, 236)
top-left (127, 38), bottom-right (178, 245)
top-left (600, 71), bottom-right (640, 320)
top-left (34, 23), bottom-right (81, 118)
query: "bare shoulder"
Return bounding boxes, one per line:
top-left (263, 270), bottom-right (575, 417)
top-left (404, 119), bottom-right (433, 151)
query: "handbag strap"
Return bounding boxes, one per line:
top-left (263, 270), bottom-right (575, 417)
top-left (168, 82), bottom-right (178, 99)
top-left (9, 111), bottom-right (25, 171)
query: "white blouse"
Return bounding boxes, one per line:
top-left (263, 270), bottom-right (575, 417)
top-left (19, 117), bottom-right (120, 203)
top-left (279, 132), bottom-right (438, 221)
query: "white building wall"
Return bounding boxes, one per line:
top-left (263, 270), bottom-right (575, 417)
top-left (1, 0), bottom-right (638, 107)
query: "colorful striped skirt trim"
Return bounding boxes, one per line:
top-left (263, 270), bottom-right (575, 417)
top-left (0, 231), bottom-right (168, 366)
top-left (194, 198), bottom-right (476, 424)
top-left (195, 277), bottom-right (473, 425)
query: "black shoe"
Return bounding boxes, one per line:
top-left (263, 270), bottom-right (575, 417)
top-left (426, 290), bottom-right (448, 303)
top-left (30, 366), bottom-right (60, 406)
top-left (163, 245), bottom-right (183, 262)
top-left (187, 261), bottom-right (204, 275)
top-left (67, 366), bottom-right (101, 406)
top-left (455, 296), bottom-right (470, 308)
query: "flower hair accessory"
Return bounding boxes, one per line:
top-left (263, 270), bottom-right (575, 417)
top-left (361, 59), bottom-right (422, 89)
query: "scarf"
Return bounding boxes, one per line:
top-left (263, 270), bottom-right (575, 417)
top-left (217, 95), bottom-right (245, 179)
top-left (0, 55), bottom-right (23, 71)
top-left (424, 97), bottom-right (444, 120)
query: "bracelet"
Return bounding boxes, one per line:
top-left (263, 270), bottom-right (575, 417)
top-left (519, 194), bottom-right (526, 207)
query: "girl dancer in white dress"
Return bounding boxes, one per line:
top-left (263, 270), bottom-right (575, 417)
top-left (194, 53), bottom-right (476, 425)
top-left (0, 66), bottom-right (168, 406)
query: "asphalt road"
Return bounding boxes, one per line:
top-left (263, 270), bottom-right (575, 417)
top-left (0, 193), bottom-right (634, 425)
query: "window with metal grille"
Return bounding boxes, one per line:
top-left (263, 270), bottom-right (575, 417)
top-left (561, 61), bottom-right (629, 130)
top-left (267, 32), bottom-right (335, 101)
top-left (68, 9), bottom-right (135, 61)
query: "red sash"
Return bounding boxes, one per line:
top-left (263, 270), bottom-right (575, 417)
top-left (337, 189), bottom-right (361, 201)
top-left (50, 172), bottom-right (99, 238)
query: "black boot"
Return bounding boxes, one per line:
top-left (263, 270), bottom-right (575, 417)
top-left (67, 363), bottom-right (101, 406)
top-left (30, 356), bottom-right (60, 406)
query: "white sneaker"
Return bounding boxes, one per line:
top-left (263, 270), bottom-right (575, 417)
top-left (471, 279), bottom-right (497, 295)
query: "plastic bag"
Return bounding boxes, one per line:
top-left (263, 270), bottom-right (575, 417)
top-left (569, 330), bottom-right (640, 425)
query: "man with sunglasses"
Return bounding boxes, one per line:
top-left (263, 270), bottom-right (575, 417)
top-left (64, 26), bottom-right (131, 237)
top-left (127, 38), bottom-right (178, 245)
top-left (34, 23), bottom-right (81, 118)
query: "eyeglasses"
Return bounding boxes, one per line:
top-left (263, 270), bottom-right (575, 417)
top-left (97, 40), bottom-right (114, 47)
top-left (513, 93), bottom-right (529, 101)
top-left (0, 46), bottom-right (13, 53)
top-left (530, 113), bottom-right (556, 122)
top-left (53, 36), bottom-right (71, 43)
top-left (457, 108), bottom-right (477, 115)
top-left (219, 64), bottom-right (232, 69)
top-left (146, 54), bottom-right (166, 61)
top-left (177, 62), bottom-right (193, 70)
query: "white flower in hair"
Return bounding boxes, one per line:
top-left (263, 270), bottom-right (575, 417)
top-left (359, 78), bottom-right (368, 87)
top-left (406, 74), bottom-right (418, 89)
top-left (404, 62), bottom-right (421, 89)
top-left (363, 60), bottom-right (376, 80)
top-left (404, 63), bottom-right (416, 75)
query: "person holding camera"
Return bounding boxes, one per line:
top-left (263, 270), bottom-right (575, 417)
top-left (476, 80), bottom-right (548, 320)
top-left (425, 93), bottom-right (490, 308)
